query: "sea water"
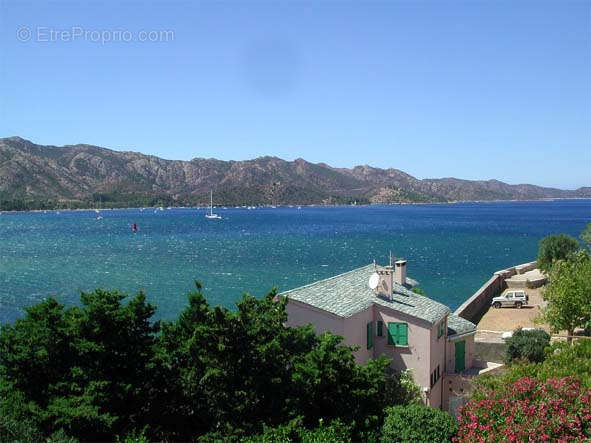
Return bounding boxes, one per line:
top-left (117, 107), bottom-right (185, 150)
top-left (1, 200), bottom-right (590, 324)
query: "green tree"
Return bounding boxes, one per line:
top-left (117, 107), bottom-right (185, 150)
top-left (381, 404), bottom-right (457, 443)
top-left (540, 251), bottom-right (591, 343)
top-left (504, 328), bottom-right (551, 364)
top-left (537, 234), bottom-right (580, 272)
top-left (157, 284), bottom-right (404, 440)
top-left (0, 290), bottom-right (160, 440)
top-left (1, 284), bottom-right (411, 441)
top-left (398, 370), bottom-right (423, 405)
top-left (582, 222), bottom-right (591, 250)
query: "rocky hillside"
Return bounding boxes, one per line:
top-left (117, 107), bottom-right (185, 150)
top-left (0, 137), bottom-right (589, 209)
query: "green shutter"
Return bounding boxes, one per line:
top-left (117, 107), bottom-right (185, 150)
top-left (398, 323), bottom-right (408, 346)
top-left (387, 322), bottom-right (408, 346)
top-left (367, 322), bottom-right (373, 349)
top-left (455, 340), bottom-right (465, 372)
top-left (377, 321), bottom-right (383, 337)
top-left (387, 322), bottom-right (396, 345)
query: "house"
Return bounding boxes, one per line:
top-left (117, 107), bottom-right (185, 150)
top-left (279, 259), bottom-right (478, 410)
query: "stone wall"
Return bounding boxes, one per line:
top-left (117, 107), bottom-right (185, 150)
top-left (454, 261), bottom-right (537, 324)
top-left (454, 275), bottom-right (505, 324)
top-left (474, 341), bottom-right (506, 364)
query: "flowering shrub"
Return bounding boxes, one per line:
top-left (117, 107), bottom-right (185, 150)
top-left (456, 377), bottom-right (591, 442)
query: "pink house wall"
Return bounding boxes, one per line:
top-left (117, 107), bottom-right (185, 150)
top-left (285, 300), bottom-right (375, 365)
top-left (343, 307), bottom-right (375, 364)
top-left (428, 317), bottom-right (447, 409)
top-left (285, 298), bottom-right (475, 410)
top-left (372, 307), bottom-right (433, 398)
top-left (285, 299), bottom-right (345, 336)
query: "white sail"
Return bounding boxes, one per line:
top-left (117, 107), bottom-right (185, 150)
top-left (205, 190), bottom-right (221, 219)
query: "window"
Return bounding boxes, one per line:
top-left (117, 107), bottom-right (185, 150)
top-left (367, 322), bottom-right (373, 349)
top-left (430, 365), bottom-right (441, 388)
top-left (377, 321), bottom-right (383, 337)
top-left (437, 322), bottom-right (444, 339)
top-left (387, 322), bottom-right (408, 346)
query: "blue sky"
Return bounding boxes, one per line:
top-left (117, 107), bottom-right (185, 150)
top-left (1, 0), bottom-right (589, 189)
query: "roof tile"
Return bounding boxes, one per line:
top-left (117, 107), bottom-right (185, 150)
top-left (280, 264), bottom-right (451, 324)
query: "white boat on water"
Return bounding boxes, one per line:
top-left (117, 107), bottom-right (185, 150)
top-left (205, 191), bottom-right (221, 219)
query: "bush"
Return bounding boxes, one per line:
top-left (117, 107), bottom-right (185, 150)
top-left (504, 328), bottom-right (551, 364)
top-left (581, 222), bottom-right (591, 250)
top-left (0, 413), bottom-right (43, 443)
top-left (381, 404), bottom-right (457, 443)
top-left (457, 377), bottom-right (591, 442)
top-left (241, 418), bottom-right (352, 443)
top-left (474, 339), bottom-right (591, 398)
top-left (0, 285), bottom-right (410, 441)
top-left (537, 234), bottom-right (580, 272)
top-left (535, 340), bottom-right (591, 387)
top-left (398, 370), bottom-right (423, 405)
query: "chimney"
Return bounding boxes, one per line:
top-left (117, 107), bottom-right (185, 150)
top-left (394, 260), bottom-right (407, 286)
top-left (375, 265), bottom-right (394, 300)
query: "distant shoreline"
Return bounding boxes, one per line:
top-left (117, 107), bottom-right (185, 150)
top-left (2, 197), bottom-right (590, 214)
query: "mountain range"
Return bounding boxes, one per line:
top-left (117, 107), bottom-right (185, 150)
top-left (1, 136), bottom-right (589, 210)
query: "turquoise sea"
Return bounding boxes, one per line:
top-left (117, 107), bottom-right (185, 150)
top-left (1, 200), bottom-right (590, 324)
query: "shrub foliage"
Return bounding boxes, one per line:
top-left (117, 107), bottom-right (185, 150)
top-left (0, 284), bottom-right (409, 441)
top-left (504, 328), bottom-right (551, 364)
top-left (381, 404), bottom-right (458, 443)
top-left (537, 234), bottom-right (580, 272)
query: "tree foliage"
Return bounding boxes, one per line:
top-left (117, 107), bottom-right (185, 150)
top-left (381, 404), bottom-right (457, 443)
top-left (540, 251), bottom-right (591, 341)
top-left (0, 290), bottom-right (159, 440)
top-left (0, 284), bottom-right (409, 441)
top-left (537, 234), bottom-right (580, 272)
top-left (241, 417), bottom-right (353, 443)
top-left (582, 222), bottom-right (591, 250)
top-left (504, 328), bottom-right (551, 364)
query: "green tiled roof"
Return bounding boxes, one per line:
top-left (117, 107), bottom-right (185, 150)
top-left (280, 264), bottom-right (450, 324)
top-left (447, 314), bottom-right (476, 336)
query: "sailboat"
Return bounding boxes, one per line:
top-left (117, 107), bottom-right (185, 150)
top-left (205, 190), bottom-right (221, 219)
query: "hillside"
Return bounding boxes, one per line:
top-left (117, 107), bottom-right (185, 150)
top-left (1, 137), bottom-right (589, 209)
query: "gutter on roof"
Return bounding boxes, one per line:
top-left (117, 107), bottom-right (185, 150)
top-left (448, 330), bottom-right (477, 341)
top-left (281, 296), bottom-right (351, 319)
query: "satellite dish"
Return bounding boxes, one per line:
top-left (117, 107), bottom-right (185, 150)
top-left (368, 272), bottom-right (379, 290)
